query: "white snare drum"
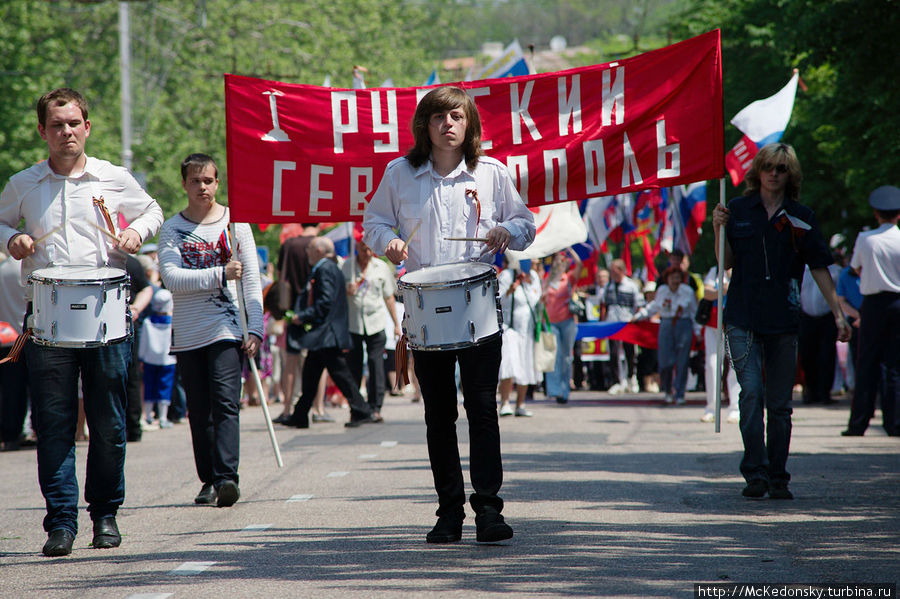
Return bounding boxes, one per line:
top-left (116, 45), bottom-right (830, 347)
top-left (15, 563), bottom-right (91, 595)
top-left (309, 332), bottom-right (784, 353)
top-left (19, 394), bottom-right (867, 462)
top-left (29, 266), bottom-right (131, 348)
top-left (398, 262), bottom-right (501, 351)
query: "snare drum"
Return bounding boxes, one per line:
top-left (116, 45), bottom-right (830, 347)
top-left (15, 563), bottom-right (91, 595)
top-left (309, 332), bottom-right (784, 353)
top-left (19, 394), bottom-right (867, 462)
top-left (29, 266), bottom-right (131, 348)
top-left (397, 262), bottom-right (501, 351)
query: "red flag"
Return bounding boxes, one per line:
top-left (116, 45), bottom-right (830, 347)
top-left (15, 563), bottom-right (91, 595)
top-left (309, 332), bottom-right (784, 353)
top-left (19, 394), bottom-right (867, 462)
top-left (725, 134), bottom-right (758, 185)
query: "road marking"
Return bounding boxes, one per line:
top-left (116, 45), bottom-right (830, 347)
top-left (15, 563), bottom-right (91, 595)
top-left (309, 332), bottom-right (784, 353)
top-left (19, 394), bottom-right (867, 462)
top-left (358, 453), bottom-right (378, 459)
top-left (242, 524), bottom-right (272, 531)
top-left (380, 441), bottom-right (398, 447)
top-left (326, 471), bottom-right (349, 477)
top-left (168, 561), bottom-right (216, 575)
top-left (125, 594), bottom-right (174, 599)
top-left (287, 494), bottom-right (313, 502)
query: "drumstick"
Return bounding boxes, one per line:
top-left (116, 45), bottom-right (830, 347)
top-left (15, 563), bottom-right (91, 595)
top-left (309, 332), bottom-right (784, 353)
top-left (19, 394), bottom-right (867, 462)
top-left (444, 236), bottom-right (488, 242)
top-left (401, 221), bottom-right (421, 253)
top-left (86, 220), bottom-right (119, 242)
top-left (31, 225), bottom-right (63, 245)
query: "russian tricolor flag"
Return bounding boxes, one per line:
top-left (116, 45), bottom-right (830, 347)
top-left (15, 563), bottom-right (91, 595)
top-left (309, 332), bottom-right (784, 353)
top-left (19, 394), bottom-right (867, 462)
top-left (725, 72), bottom-right (799, 185)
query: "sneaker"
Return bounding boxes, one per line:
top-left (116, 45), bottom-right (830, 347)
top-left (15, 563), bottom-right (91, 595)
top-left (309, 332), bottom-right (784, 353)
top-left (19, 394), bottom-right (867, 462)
top-left (742, 479), bottom-right (768, 498)
top-left (607, 382), bottom-right (625, 395)
top-left (312, 413), bottom-right (336, 423)
top-left (216, 480), bottom-right (240, 507)
top-left (498, 404), bottom-right (514, 417)
top-left (426, 514), bottom-right (463, 544)
top-left (628, 376), bottom-right (640, 393)
top-left (769, 480), bottom-right (794, 500)
top-left (159, 419), bottom-right (174, 429)
top-left (675, 396), bottom-right (686, 406)
top-left (475, 507), bottom-right (513, 543)
top-left (663, 393), bottom-right (674, 405)
top-left (700, 411), bottom-right (715, 423)
top-left (727, 409), bottom-right (740, 424)
top-left (514, 407), bottom-right (533, 417)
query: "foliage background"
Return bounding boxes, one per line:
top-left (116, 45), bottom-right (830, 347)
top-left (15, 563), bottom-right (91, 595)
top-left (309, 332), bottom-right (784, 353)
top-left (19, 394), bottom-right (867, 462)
top-left (1, 0), bottom-right (896, 273)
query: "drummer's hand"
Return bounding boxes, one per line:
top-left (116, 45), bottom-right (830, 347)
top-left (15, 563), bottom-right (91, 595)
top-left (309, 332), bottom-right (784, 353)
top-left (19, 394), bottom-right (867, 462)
top-left (243, 333), bottom-right (261, 357)
top-left (225, 260), bottom-right (243, 280)
top-left (385, 238), bottom-right (407, 265)
top-left (116, 228), bottom-right (142, 254)
top-left (7, 234), bottom-right (35, 260)
top-left (483, 226), bottom-right (511, 255)
top-left (712, 204), bottom-right (730, 228)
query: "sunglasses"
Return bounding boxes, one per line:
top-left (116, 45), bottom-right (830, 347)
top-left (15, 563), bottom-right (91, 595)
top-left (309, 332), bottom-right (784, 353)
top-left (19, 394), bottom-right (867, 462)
top-left (761, 162), bottom-right (789, 174)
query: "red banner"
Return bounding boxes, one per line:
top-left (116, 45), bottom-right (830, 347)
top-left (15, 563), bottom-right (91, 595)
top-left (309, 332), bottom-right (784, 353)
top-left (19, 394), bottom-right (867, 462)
top-left (224, 30), bottom-right (724, 224)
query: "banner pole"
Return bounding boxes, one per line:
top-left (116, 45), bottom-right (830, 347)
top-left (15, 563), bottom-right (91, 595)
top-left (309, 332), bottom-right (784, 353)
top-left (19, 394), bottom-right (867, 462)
top-left (715, 178), bottom-right (727, 434)
top-left (230, 223), bottom-right (284, 468)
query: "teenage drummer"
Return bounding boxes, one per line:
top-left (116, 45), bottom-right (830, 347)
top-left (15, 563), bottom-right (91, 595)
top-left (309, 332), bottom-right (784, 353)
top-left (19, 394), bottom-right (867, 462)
top-left (363, 86), bottom-right (535, 544)
top-left (0, 88), bottom-right (163, 557)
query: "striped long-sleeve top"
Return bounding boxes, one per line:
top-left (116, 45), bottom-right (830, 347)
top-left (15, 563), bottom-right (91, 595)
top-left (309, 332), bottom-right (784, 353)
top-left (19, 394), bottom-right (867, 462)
top-left (158, 207), bottom-right (263, 352)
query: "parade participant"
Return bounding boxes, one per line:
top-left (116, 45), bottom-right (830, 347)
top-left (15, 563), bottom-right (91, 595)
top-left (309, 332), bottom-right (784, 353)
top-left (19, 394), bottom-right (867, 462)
top-left (341, 237), bottom-right (401, 421)
top-left (363, 86), bottom-right (535, 544)
top-left (283, 236), bottom-right (378, 428)
top-left (713, 143), bottom-right (850, 500)
top-left (158, 153), bottom-right (263, 508)
top-left (842, 185), bottom-right (900, 437)
top-left (604, 259), bottom-right (645, 394)
top-left (631, 266), bottom-right (698, 405)
top-left (0, 88), bottom-right (163, 556)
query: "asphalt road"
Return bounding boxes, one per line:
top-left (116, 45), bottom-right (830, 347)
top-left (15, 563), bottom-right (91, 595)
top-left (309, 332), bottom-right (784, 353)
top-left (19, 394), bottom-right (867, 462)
top-left (1, 390), bottom-right (897, 599)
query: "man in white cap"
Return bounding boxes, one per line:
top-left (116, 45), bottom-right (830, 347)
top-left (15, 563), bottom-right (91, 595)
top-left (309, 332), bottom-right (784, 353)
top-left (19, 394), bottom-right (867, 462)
top-left (843, 185), bottom-right (900, 437)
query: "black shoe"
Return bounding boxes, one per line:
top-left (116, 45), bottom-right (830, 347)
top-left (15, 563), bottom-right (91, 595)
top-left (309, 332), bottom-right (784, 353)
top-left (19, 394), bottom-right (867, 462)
top-left (194, 482), bottom-right (217, 505)
top-left (841, 429), bottom-right (864, 436)
top-left (475, 507), bottom-right (513, 543)
top-left (272, 414), bottom-right (289, 424)
top-left (742, 479), bottom-right (768, 498)
top-left (554, 396), bottom-right (568, 405)
top-left (286, 414), bottom-right (310, 428)
top-left (345, 415), bottom-right (378, 428)
top-left (769, 480), bottom-right (794, 500)
top-left (216, 480), bottom-right (240, 507)
top-left (92, 517), bottom-right (121, 549)
top-left (426, 515), bottom-right (463, 544)
top-left (42, 529), bottom-right (75, 557)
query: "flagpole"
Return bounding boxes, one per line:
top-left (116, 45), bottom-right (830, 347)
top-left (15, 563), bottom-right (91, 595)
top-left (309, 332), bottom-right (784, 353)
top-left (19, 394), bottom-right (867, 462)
top-left (229, 223), bottom-right (284, 468)
top-left (715, 178), bottom-right (726, 434)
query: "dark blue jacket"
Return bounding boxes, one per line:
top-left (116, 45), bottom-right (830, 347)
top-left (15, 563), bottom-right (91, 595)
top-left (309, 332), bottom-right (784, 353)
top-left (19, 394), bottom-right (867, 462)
top-left (287, 257), bottom-right (352, 352)
top-left (724, 193), bottom-right (833, 335)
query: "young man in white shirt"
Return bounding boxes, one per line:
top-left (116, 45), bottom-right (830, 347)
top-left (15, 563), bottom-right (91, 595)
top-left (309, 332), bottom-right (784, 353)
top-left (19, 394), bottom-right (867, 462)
top-left (0, 88), bottom-right (163, 556)
top-left (363, 86), bottom-right (534, 544)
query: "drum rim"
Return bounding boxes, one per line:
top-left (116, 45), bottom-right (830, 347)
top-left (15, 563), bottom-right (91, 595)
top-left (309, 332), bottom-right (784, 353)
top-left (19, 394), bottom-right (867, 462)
top-left (30, 265), bottom-right (129, 285)
top-left (405, 329), bottom-right (501, 351)
top-left (398, 262), bottom-right (496, 290)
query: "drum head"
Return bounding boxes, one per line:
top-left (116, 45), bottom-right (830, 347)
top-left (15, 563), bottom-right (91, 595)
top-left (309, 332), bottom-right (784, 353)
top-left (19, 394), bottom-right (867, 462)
top-left (400, 262), bottom-right (494, 285)
top-left (31, 265), bottom-right (127, 283)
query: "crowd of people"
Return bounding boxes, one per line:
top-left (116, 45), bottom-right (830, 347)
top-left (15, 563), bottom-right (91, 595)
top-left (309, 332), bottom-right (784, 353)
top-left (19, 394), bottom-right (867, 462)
top-left (1, 86), bottom-right (897, 558)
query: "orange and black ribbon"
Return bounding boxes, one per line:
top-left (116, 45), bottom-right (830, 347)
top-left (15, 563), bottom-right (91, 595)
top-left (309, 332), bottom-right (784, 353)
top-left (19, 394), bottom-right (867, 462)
top-left (394, 333), bottom-right (410, 391)
top-left (0, 329), bottom-right (32, 364)
top-left (92, 196), bottom-right (117, 239)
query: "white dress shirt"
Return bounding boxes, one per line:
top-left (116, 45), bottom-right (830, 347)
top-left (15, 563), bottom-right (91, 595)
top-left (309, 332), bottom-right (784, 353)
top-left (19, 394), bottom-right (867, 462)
top-left (0, 156), bottom-right (163, 293)
top-left (636, 283), bottom-right (697, 321)
top-left (362, 155), bottom-right (535, 273)
top-left (850, 223), bottom-right (900, 295)
top-left (800, 264), bottom-right (840, 316)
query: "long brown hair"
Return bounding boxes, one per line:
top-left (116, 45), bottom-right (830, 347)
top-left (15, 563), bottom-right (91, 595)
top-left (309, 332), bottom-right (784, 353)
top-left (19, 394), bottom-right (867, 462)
top-left (406, 86), bottom-right (485, 170)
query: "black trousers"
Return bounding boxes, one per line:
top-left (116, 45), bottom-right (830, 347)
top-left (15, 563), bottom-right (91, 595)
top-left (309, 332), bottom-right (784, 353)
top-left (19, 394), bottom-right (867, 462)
top-left (125, 333), bottom-right (143, 439)
top-left (413, 336), bottom-right (503, 519)
top-left (348, 331), bottom-right (387, 412)
top-left (177, 341), bottom-right (243, 486)
top-left (0, 347), bottom-right (28, 443)
top-left (293, 347), bottom-right (373, 427)
top-left (848, 292), bottom-right (900, 435)
top-left (799, 312), bottom-right (837, 404)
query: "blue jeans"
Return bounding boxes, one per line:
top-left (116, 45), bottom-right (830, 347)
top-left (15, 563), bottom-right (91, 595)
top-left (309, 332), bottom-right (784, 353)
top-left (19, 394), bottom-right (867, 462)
top-left (657, 317), bottom-right (693, 400)
top-left (725, 326), bottom-right (797, 483)
top-left (24, 340), bottom-right (131, 535)
top-left (546, 318), bottom-right (577, 400)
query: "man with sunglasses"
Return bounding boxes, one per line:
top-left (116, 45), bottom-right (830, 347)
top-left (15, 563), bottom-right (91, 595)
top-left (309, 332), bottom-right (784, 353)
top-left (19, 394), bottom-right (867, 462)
top-left (713, 143), bottom-right (851, 501)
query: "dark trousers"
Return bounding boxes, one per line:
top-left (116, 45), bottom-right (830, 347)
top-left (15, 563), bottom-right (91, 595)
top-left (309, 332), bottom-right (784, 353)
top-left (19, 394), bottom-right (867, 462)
top-left (610, 339), bottom-right (636, 381)
top-left (292, 347), bottom-right (373, 427)
top-left (848, 292), bottom-right (900, 435)
top-left (348, 331), bottom-right (387, 412)
top-left (799, 312), bottom-right (837, 404)
top-left (413, 336), bottom-right (503, 519)
top-left (0, 347), bottom-right (28, 443)
top-left (24, 340), bottom-right (130, 535)
top-left (125, 331), bottom-right (143, 439)
top-left (177, 341), bottom-right (243, 487)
